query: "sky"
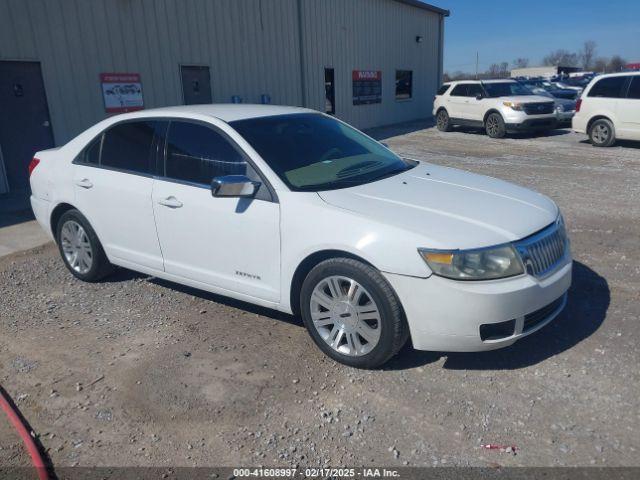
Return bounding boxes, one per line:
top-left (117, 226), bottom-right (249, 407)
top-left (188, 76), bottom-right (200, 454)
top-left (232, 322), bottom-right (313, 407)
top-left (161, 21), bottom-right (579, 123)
top-left (433, 0), bottom-right (640, 73)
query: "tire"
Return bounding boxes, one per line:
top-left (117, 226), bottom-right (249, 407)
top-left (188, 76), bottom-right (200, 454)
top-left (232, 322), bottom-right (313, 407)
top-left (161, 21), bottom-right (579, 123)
top-left (485, 112), bottom-right (506, 138)
top-left (436, 109), bottom-right (452, 132)
top-left (300, 258), bottom-right (409, 368)
top-left (589, 118), bottom-right (616, 147)
top-left (55, 209), bottom-right (114, 282)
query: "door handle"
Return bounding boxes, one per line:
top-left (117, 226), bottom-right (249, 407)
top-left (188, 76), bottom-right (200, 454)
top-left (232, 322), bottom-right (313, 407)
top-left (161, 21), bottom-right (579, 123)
top-left (75, 178), bottom-right (93, 189)
top-left (157, 196), bottom-right (183, 208)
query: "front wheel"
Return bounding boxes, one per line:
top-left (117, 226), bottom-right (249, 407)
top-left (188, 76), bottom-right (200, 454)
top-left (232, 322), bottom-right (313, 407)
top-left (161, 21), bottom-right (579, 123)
top-left (589, 118), bottom-right (616, 147)
top-left (300, 258), bottom-right (408, 368)
top-left (485, 112), bottom-right (506, 138)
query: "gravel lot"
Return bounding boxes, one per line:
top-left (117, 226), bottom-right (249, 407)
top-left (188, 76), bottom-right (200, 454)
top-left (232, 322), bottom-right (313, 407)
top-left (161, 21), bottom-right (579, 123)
top-left (1, 123), bottom-right (639, 470)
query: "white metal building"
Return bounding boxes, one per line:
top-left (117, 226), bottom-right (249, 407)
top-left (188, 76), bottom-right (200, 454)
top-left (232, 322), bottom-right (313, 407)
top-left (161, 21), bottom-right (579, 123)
top-left (0, 0), bottom-right (448, 194)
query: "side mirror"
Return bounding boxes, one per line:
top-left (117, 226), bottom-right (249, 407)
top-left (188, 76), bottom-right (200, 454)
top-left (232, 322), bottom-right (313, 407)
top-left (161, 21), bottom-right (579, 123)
top-left (211, 175), bottom-right (261, 198)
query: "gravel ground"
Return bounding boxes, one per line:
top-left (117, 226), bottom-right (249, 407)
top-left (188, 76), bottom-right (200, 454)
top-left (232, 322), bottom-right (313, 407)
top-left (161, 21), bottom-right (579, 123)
top-left (0, 123), bottom-right (639, 470)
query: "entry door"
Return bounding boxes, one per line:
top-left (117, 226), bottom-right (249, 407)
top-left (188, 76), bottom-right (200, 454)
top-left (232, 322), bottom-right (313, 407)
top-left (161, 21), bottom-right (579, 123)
top-left (0, 61), bottom-right (54, 193)
top-left (181, 65), bottom-right (212, 105)
top-left (151, 120), bottom-right (281, 302)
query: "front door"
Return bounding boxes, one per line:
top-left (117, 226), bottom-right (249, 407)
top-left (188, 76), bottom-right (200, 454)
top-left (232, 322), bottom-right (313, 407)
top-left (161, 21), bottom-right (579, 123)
top-left (151, 120), bottom-right (280, 302)
top-left (0, 61), bottom-right (54, 193)
top-left (181, 65), bottom-right (212, 105)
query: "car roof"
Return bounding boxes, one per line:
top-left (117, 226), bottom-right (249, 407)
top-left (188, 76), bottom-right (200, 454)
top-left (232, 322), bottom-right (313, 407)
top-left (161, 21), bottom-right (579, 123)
top-left (594, 71), bottom-right (640, 78)
top-left (112, 104), bottom-right (315, 123)
top-left (444, 79), bottom-right (517, 85)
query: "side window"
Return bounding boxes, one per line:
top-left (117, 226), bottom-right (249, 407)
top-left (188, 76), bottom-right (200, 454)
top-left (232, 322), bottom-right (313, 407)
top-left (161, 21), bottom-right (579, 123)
top-left (627, 77), bottom-right (640, 99)
top-left (588, 76), bottom-right (629, 98)
top-left (395, 70), bottom-right (413, 100)
top-left (450, 84), bottom-right (468, 97)
top-left (77, 134), bottom-right (102, 165)
top-left (101, 121), bottom-right (161, 174)
top-left (165, 121), bottom-right (248, 185)
top-left (437, 85), bottom-right (451, 95)
top-left (467, 84), bottom-right (484, 98)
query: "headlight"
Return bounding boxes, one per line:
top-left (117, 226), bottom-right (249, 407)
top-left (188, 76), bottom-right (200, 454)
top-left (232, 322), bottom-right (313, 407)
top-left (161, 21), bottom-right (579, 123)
top-left (419, 244), bottom-right (524, 280)
top-left (556, 104), bottom-right (564, 112)
top-left (503, 101), bottom-right (524, 111)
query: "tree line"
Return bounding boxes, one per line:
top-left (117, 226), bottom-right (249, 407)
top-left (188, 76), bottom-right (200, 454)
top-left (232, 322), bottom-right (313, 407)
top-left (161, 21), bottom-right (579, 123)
top-left (445, 41), bottom-right (629, 81)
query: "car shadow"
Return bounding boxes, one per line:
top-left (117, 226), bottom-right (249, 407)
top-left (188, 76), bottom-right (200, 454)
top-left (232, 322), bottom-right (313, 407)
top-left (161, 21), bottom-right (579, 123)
top-left (102, 261), bottom-right (607, 371)
top-left (450, 126), bottom-right (572, 139)
top-left (384, 261), bottom-right (609, 371)
top-left (366, 118), bottom-right (436, 141)
top-left (579, 139), bottom-right (640, 149)
top-left (148, 277), bottom-right (302, 327)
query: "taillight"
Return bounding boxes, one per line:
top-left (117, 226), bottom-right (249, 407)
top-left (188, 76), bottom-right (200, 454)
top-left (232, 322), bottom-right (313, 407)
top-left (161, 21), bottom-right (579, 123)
top-left (28, 157), bottom-right (40, 177)
top-left (575, 98), bottom-right (582, 112)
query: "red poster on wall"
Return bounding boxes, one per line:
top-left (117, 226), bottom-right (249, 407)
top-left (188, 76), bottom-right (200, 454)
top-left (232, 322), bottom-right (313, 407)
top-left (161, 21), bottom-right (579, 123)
top-left (352, 70), bottom-right (382, 105)
top-left (100, 73), bottom-right (144, 113)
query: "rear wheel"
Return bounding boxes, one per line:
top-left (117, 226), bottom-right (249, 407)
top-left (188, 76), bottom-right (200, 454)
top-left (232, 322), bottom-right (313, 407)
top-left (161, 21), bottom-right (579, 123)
top-left (56, 209), bottom-right (114, 282)
top-left (300, 258), bottom-right (408, 368)
top-left (485, 112), bottom-right (506, 138)
top-left (589, 118), bottom-right (616, 147)
top-left (436, 109), bottom-right (452, 132)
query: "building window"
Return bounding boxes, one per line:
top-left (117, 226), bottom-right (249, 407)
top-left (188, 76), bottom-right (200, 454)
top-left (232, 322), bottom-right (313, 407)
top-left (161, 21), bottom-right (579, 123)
top-left (325, 68), bottom-right (335, 114)
top-left (395, 70), bottom-right (413, 100)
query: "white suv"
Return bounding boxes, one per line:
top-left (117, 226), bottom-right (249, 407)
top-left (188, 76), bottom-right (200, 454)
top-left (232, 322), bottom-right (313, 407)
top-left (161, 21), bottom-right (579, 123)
top-left (433, 80), bottom-right (558, 138)
top-left (572, 72), bottom-right (640, 147)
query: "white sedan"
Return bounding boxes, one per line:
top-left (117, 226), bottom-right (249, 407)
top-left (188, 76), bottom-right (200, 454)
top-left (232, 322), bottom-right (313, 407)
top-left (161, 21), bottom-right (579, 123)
top-left (29, 105), bottom-right (572, 368)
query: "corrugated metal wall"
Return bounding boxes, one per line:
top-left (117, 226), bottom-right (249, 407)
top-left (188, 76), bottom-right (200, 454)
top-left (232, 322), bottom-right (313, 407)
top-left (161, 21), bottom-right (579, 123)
top-left (0, 0), bottom-right (443, 145)
top-left (0, 0), bottom-right (303, 144)
top-left (300, 0), bottom-right (442, 129)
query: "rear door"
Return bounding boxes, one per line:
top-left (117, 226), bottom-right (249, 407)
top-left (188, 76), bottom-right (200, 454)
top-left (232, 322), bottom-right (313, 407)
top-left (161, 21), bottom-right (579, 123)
top-left (585, 75), bottom-right (628, 130)
top-left (619, 76), bottom-right (640, 140)
top-left (151, 120), bottom-right (281, 302)
top-left (73, 120), bottom-right (166, 271)
top-left (447, 83), bottom-right (470, 119)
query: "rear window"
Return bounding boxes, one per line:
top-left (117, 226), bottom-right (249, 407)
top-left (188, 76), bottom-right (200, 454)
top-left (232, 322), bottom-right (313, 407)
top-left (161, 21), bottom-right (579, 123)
top-left (450, 84), bottom-right (469, 96)
top-left (627, 76), bottom-right (640, 99)
top-left (101, 121), bottom-right (164, 174)
top-left (588, 76), bottom-right (629, 98)
top-left (437, 84), bottom-right (451, 95)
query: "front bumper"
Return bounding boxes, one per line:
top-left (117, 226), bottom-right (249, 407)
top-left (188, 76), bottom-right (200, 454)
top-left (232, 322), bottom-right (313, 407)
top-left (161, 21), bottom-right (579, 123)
top-left (384, 256), bottom-right (572, 352)
top-left (502, 110), bottom-right (558, 132)
top-left (556, 111), bottom-right (575, 124)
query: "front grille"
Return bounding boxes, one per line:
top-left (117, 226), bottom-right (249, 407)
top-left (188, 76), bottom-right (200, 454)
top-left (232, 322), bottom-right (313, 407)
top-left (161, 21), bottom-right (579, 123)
top-left (524, 102), bottom-right (554, 115)
top-left (515, 220), bottom-right (568, 278)
top-left (523, 295), bottom-right (566, 332)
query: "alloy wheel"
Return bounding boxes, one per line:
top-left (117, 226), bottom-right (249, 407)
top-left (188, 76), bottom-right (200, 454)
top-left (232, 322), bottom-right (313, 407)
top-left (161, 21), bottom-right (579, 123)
top-left (437, 111), bottom-right (448, 129)
top-left (592, 123), bottom-right (609, 144)
top-left (487, 116), bottom-right (499, 136)
top-left (60, 220), bottom-right (93, 274)
top-left (309, 276), bottom-right (381, 357)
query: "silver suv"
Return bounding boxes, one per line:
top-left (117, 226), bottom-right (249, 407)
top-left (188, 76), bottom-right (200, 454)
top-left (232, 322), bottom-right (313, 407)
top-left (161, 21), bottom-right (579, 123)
top-left (433, 80), bottom-right (558, 138)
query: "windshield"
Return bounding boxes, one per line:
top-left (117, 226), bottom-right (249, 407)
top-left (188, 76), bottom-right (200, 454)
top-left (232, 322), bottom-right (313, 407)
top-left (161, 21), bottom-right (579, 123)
top-left (483, 82), bottom-right (533, 97)
top-left (230, 113), bottom-right (414, 191)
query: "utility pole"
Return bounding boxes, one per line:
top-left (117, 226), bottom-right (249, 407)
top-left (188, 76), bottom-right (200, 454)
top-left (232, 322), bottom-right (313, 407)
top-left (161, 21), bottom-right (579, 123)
top-left (475, 52), bottom-right (479, 79)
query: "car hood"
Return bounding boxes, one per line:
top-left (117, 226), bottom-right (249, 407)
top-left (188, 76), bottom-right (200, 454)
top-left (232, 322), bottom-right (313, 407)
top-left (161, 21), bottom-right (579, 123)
top-left (499, 95), bottom-right (554, 103)
top-left (317, 162), bottom-right (558, 250)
